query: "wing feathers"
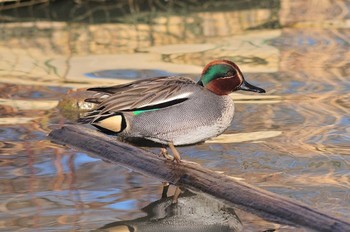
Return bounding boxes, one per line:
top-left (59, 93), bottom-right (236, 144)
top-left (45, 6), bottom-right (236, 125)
top-left (79, 76), bottom-right (197, 124)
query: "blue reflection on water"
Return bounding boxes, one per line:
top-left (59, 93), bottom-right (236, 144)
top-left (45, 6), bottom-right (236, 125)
top-left (85, 69), bottom-right (173, 79)
top-left (106, 199), bottom-right (137, 210)
top-left (74, 152), bottom-right (101, 167)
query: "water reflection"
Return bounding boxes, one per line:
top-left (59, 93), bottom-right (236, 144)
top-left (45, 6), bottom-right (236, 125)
top-left (0, 0), bottom-right (350, 231)
top-left (85, 69), bottom-right (174, 80)
top-left (95, 189), bottom-right (242, 232)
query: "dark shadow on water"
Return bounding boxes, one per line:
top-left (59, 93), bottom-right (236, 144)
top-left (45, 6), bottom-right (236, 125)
top-left (93, 189), bottom-right (242, 232)
top-left (122, 137), bottom-right (205, 148)
top-left (0, 0), bottom-right (280, 24)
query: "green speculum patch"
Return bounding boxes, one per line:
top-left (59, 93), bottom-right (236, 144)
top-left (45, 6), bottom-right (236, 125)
top-left (132, 108), bottom-right (158, 115)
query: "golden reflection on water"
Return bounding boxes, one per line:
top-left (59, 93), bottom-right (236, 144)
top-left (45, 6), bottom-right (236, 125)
top-left (0, 0), bottom-right (350, 231)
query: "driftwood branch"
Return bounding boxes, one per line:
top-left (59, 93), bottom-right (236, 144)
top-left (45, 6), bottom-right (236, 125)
top-left (49, 125), bottom-right (350, 232)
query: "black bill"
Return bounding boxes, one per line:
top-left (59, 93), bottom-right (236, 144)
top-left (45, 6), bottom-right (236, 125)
top-left (237, 80), bottom-right (265, 93)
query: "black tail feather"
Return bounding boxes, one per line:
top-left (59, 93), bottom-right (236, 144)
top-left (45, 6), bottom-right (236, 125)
top-left (77, 110), bottom-right (100, 124)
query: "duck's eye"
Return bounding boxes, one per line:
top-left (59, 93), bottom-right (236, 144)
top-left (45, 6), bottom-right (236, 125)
top-left (226, 69), bottom-right (236, 77)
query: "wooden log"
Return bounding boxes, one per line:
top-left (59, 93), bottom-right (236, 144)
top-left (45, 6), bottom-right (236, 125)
top-left (49, 125), bottom-right (350, 232)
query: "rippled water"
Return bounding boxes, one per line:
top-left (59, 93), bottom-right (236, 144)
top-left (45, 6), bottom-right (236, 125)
top-left (0, 0), bottom-right (349, 231)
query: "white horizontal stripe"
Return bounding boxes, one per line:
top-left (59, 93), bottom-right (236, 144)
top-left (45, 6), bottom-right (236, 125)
top-left (140, 92), bottom-right (193, 108)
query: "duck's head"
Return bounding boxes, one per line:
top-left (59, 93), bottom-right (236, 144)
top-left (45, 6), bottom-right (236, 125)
top-left (198, 60), bottom-right (265, 95)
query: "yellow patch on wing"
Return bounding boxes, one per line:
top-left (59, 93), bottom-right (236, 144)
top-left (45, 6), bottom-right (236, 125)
top-left (94, 115), bottom-right (123, 132)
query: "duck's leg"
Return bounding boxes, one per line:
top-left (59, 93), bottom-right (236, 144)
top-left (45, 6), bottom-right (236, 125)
top-left (168, 142), bottom-right (181, 163)
top-left (161, 182), bottom-right (170, 198)
top-left (159, 147), bottom-right (173, 160)
top-left (172, 186), bottom-right (182, 204)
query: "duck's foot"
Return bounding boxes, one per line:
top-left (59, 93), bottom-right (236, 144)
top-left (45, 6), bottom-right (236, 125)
top-left (159, 143), bottom-right (181, 163)
top-left (168, 142), bottom-right (181, 163)
top-left (159, 147), bottom-right (173, 160)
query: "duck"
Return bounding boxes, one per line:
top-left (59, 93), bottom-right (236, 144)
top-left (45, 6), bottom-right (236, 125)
top-left (78, 60), bottom-right (265, 162)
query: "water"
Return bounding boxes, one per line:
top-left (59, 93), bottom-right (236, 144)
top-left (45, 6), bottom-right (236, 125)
top-left (0, 0), bottom-right (349, 231)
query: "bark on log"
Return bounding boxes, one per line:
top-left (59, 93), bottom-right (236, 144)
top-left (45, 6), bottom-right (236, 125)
top-left (49, 125), bottom-right (350, 232)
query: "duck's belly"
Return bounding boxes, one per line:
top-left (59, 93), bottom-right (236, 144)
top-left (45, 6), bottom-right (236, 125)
top-left (148, 121), bottom-right (233, 145)
top-left (121, 94), bottom-right (235, 145)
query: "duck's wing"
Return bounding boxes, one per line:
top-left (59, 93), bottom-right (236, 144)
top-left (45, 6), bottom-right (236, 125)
top-left (80, 76), bottom-right (197, 123)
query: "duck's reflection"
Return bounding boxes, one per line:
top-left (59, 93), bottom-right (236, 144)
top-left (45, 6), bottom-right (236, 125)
top-left (94, 188), bottom-right (242, 232)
